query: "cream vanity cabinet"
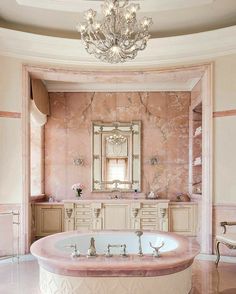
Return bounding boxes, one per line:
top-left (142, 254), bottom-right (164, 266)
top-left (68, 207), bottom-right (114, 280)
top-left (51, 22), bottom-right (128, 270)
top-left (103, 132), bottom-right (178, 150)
top-left (64, 200), bottom-right (169, 232)
top-left (169, 203), bottom-right (197, 236)
top-left (33, 203), bottom-right (64, 238)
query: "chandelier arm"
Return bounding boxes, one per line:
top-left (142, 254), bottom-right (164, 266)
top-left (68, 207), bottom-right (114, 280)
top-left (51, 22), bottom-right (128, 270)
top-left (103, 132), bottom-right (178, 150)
top-left (120, 0), bottom-right (129, 9)
top-left (85, 39), bottom-right (109, 54)
top-left (90, 30), bottom-right (111, 50)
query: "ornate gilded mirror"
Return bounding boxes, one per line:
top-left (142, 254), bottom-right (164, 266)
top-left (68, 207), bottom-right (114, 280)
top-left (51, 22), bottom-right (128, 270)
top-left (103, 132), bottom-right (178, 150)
top-left (92, 121), bottom-right (141, 192)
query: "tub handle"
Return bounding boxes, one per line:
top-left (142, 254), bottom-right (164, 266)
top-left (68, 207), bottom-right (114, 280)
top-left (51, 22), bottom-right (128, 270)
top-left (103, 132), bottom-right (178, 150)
top-left (65, 244), bottom-right (80, 258)
top-left (149, 241), bottom-right (165, 258)
top-left (106, 244), bottom-right (128, 257)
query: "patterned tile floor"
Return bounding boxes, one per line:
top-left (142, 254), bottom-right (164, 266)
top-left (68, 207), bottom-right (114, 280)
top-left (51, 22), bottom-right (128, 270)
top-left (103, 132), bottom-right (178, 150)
top-left (0, 255), bottom-right (235, 294)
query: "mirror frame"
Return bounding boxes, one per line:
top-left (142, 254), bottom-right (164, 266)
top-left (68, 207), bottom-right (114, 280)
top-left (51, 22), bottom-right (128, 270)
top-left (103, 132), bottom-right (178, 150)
top-left (91, 121), bottom-right (141, 192)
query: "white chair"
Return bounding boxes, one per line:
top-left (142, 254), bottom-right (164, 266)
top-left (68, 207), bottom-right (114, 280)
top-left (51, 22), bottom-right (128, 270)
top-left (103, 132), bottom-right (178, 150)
top-left (215, 221), bottom-right (236, 267)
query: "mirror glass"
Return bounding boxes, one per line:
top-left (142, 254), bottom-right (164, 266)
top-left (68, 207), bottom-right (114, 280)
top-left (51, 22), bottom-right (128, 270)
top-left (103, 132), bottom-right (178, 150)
top-left (92, 121), bottom-right (141, 192)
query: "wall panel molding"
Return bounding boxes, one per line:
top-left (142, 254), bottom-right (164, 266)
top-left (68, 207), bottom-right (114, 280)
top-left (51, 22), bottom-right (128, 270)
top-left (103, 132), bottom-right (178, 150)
top-left (213, 109), bottom-right (236, 118)
top-left (0, 111), bottom-right (21, 118)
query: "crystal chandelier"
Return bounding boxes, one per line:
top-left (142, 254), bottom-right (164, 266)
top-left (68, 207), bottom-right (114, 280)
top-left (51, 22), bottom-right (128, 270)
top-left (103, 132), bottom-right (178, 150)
top-left (78, 0), bottom-right (153, 64)
top-left (106, 133), bottom-right (127, 145)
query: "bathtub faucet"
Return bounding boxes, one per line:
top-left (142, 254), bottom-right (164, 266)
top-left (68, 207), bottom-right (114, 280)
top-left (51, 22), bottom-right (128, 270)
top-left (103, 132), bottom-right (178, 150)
top-left (135, 230), bottom-right (143, 256)
top-left (65, 244), bottom-right (80, 258)
top-left (149, 241), bottom-right (165, 258)
top-left (106, 244), bottom-right (127, 257)
top-left (87, 237), bottom-right (97, 257)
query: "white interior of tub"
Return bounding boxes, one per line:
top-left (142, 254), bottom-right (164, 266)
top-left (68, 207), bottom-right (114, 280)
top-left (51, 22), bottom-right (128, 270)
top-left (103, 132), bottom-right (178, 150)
top-left (55, 232), bottom-right (178, 255)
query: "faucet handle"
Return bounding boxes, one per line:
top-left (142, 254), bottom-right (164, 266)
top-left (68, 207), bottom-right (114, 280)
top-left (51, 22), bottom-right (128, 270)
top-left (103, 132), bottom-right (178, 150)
top-left (121, 244), bottom-right (127, 257)
top-left (65, 244), bottom-right (80, 258)
top-left (149, 241), bottom-right (165, 258)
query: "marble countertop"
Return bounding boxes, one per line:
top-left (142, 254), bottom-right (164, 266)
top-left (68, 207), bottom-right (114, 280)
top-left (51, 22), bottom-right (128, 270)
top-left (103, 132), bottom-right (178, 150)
top-left (32, 202), bottom-right (64, 205)
top-left (63, 199), bottom-right (170, 203)
top-left (31, 230), bottom-right (200, 277)
top-left (33, 200), bottom-right (197, 205)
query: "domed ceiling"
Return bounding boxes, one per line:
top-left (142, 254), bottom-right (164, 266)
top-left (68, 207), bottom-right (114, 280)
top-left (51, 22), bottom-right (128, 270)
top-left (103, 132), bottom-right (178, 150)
top-left (0, 0), bottom-right (236, 38)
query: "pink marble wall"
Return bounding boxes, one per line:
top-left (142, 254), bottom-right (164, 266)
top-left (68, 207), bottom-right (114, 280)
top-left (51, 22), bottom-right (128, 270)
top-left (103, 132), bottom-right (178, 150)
top-left (45, 92), bottom-right (190, 201)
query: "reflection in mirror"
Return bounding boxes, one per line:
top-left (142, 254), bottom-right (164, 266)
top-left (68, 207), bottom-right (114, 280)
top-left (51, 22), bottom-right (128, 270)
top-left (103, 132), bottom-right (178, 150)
top-left (92, 121), bottom-right (141, 192)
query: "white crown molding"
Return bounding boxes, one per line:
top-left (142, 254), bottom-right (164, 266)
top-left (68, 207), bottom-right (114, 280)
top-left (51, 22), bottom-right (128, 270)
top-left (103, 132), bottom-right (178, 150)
top-left (45, 78), bottom-right (200, 92)
top-left (15, 0), bottom-right (214, 13)
top-left (0, 26), bottom-right (236, 68)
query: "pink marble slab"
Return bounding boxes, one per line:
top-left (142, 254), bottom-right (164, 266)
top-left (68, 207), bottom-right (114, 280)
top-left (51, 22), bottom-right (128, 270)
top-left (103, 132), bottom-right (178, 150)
top-left (30, 230), bottom-right (200, 277)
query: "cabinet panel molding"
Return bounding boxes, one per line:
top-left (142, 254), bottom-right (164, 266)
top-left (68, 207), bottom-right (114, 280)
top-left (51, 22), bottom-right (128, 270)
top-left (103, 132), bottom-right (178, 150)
top-left (169, 204), bottom-right (197, 236)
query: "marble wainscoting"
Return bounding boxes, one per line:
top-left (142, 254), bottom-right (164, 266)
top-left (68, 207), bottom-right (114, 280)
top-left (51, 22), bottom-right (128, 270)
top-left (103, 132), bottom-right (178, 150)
top-left (213, 203), bottom-right (236, 257)
top-left (0, 203), bottom-right (22, 257)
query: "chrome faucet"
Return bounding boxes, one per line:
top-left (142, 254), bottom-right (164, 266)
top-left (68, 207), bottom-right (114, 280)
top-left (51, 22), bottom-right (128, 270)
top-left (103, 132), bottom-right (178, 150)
top-left (65, 244), bottom-right (80, 258)
top-left (149, 241), bottom-right (165, 258)
top-left (87, 237), bottom-right (97, 257)
top-left (135, 230), bottom-right (143, 256)
top-left (106, 244), bottom-right (128, 257)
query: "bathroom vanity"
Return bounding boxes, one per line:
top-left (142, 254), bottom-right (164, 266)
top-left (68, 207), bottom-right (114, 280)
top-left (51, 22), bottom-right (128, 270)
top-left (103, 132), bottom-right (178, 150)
top-left (64, 199), bottom-right (169, 232)
top-left (32, 200), bottom-right (197, 239)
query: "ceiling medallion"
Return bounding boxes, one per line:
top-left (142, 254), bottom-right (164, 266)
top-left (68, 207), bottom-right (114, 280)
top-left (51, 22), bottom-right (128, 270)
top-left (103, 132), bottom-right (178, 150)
top-left (78, 0), bottom-right (153, 64)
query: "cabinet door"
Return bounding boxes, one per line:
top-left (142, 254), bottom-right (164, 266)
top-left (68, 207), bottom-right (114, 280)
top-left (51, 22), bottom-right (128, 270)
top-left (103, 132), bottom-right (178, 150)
top-left (103, 204), bottom-right (129, 230)
top-left (169, 205), bottom-right (196, 236)
top-left (35, 206), bottom-right (63, 237)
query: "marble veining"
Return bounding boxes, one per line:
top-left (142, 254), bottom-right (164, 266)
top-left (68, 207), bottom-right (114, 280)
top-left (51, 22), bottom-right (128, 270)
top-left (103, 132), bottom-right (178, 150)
top-left (45, 91), bottom-right (190, 201)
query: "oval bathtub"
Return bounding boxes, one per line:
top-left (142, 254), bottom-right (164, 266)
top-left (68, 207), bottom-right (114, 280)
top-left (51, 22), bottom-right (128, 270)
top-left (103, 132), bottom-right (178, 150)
top-left (31, 230), bottom-right (200, 294)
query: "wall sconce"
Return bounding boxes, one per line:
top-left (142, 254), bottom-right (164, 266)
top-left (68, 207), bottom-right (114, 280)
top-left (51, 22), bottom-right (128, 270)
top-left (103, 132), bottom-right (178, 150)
top-left (149, 157), bottom-right (158, 166)
top-left (73, 158), bottom-right (84, 166)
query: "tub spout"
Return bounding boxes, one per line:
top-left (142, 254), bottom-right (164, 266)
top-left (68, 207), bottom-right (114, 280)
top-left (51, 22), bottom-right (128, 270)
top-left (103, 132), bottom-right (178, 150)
top-left (135, 230), bottom-right (143, 256)
top-left (87, 237), bottom-right (97, 257)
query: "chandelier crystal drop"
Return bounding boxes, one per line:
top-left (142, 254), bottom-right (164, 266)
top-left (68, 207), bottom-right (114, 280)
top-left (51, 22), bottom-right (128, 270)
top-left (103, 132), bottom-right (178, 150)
top-left (78, 0), bottom-right (153, 64)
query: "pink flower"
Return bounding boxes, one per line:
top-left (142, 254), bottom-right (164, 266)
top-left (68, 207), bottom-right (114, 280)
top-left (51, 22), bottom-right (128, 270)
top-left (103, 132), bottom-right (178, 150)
top-left (71, 183), bottom-right (84, 190)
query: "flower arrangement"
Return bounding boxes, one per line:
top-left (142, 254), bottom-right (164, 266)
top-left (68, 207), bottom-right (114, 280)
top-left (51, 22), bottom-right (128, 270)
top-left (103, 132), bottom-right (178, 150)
top-left (71, 183), bottom-right (84, 198)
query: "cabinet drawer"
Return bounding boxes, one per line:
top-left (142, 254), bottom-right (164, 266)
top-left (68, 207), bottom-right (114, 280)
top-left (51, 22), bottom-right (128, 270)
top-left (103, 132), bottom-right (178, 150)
top-left (75, 218), bottom-right (91, 224)
top-left (141, 225), bottom-right (156, 230)
top-left (75, 224), bottom-right (91, 230)
top-left (142, 204), bottom-right (157, 209)
top-left (75, 210), bottom-right (91, 216)
top-left (141, 210), bottom-right (157, 216)
top-left (75, 204), bottom-right (91, 209)
top-left (141, 218), bottom-right (156, 223)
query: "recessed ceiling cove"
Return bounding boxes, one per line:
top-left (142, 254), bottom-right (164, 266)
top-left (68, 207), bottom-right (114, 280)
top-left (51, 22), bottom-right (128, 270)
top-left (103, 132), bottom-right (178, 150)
top-left (15, 0), bottom-right (215, 13)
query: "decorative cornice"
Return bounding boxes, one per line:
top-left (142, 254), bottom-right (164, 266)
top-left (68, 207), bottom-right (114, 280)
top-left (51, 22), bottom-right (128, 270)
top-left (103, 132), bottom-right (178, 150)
top-left (45, 79), bottom-right (200, 92)
top-left (0, 26), bottom-right (236, 68)
top-left (0, 111), bottom-right (21, 118)
top-left (213, 110), bottom-right (236, 118)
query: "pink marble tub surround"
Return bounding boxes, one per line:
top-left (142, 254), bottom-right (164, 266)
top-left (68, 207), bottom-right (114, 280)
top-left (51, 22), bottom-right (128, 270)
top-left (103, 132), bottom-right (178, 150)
top-left (30, 230), bottom-right (200, 277)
